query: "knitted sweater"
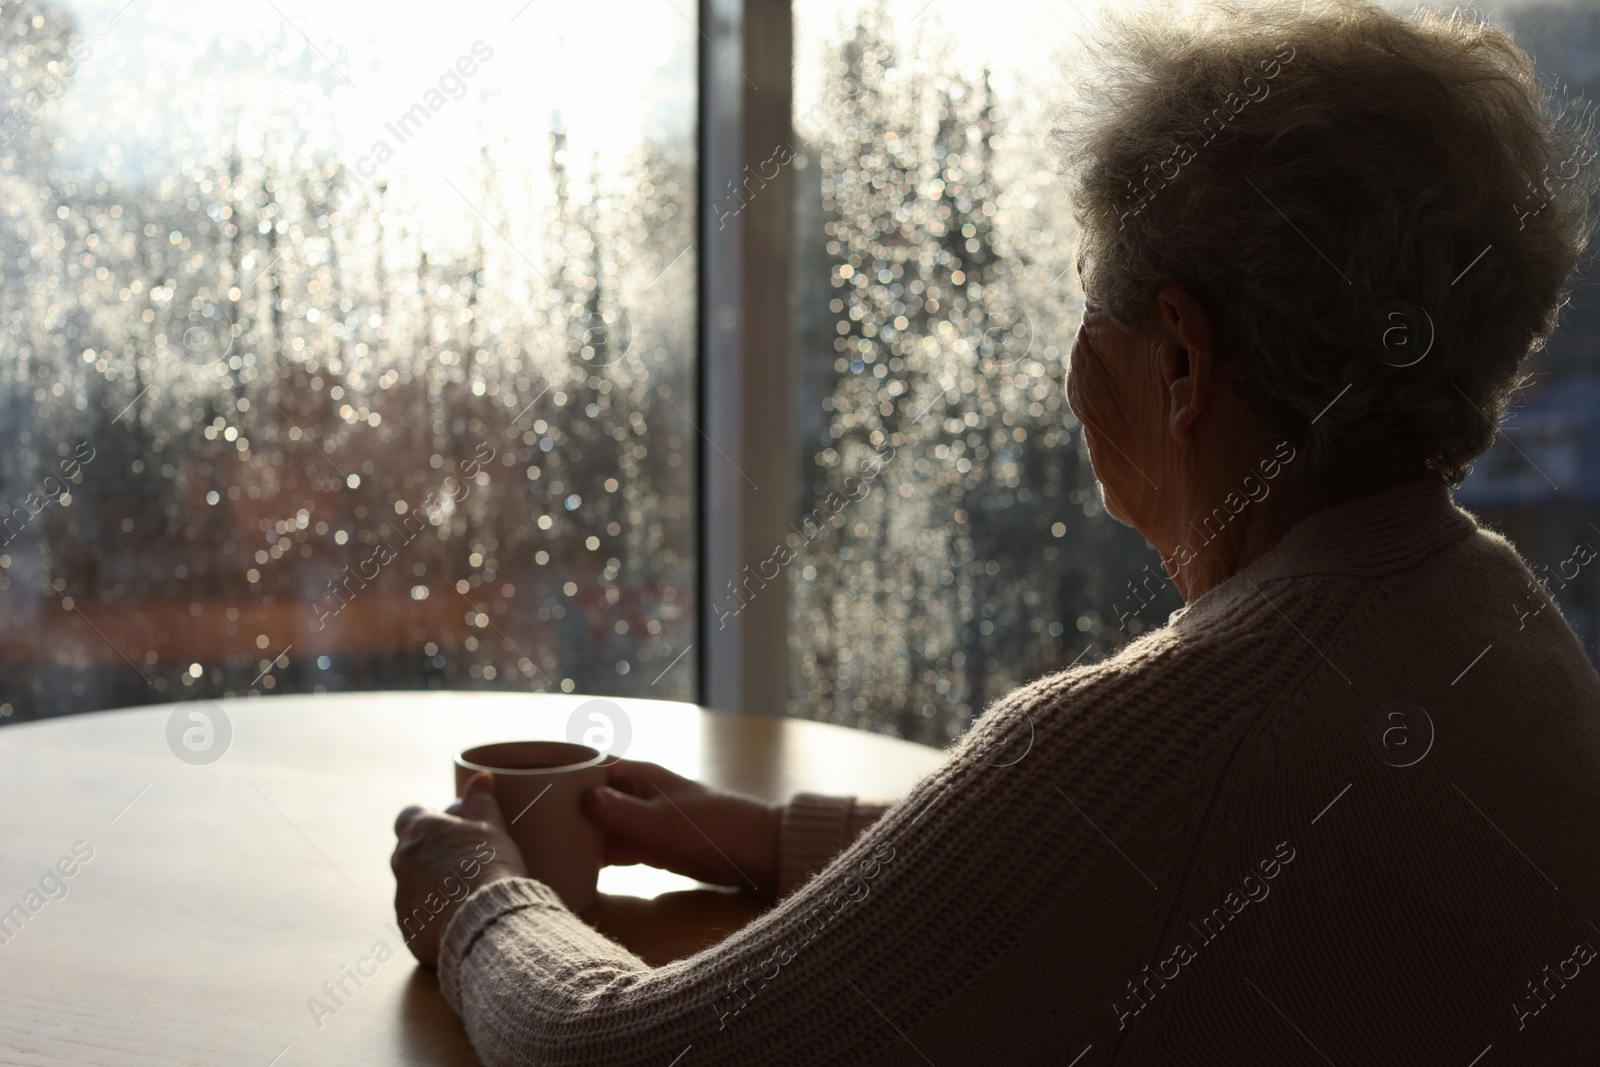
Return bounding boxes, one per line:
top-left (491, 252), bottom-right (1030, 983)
top-left (437, 477), bottom-right (1600, 1065)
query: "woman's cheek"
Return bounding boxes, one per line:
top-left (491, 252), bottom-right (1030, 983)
top-left (1066, 343), bottom-right (1098, 423)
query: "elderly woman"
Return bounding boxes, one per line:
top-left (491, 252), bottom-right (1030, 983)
top-left (392, 0), bottom-right (1600, 1062)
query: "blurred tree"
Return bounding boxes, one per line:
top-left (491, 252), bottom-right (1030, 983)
top-left (0, 2), bottom-right (699, 718)
top-left (789, 3), bottom-right (1177, 745)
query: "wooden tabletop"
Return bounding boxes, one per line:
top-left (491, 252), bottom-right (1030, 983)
top-left (0, 692), bottom-right (942, 1066)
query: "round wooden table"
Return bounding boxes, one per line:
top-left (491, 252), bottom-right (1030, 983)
top-left (0, 692), bottom-right (942, 1066)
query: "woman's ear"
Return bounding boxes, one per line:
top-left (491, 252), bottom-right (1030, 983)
top-left (1155, 286), bottom-right (1216, 444)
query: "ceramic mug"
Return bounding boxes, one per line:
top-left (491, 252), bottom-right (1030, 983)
top-left (454, 740), bottom-right (608, 912)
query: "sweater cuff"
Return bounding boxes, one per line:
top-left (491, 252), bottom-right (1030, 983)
top-left (437, 876), bottom-right (566, 1017)
top-left (777, 793), bottom-right (891, 896)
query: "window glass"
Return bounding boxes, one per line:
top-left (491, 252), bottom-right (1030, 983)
top-left (1454, 2), bottom-right (1600, 657)
top-left (0, 0), bottom-right (697, 720)
top-left (789, 1), bottom-right (1168, 746)
top-left (789, 0), bottom-right (1600, 746)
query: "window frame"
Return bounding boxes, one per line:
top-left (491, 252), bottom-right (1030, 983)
top-left (697, 0), bottom-right (795, 714)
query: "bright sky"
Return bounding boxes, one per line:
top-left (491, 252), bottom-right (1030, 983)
top-left (794, 0), bottom-right (1089, 123)
top-left (39, 0), bottom-right (1567, 207)
top-left (43, 0), bottom-right (695, 209)
top-left (794, 0), bottom-right (1557, 124)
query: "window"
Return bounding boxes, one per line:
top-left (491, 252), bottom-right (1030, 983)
top-left (0, 0), bottom-right (696, 720)
top-left (784, 1), bottom-right (1173, 745)
top-left (785, 0), bottom-right (1600, 746)
top-left (6, 0), bottom-right (1593, 732)
top-left (1453, 2), bottom-right (1600, 654)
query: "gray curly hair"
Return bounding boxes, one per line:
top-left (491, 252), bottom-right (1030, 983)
top-left (1055, 0), bottom-right (1600, 484)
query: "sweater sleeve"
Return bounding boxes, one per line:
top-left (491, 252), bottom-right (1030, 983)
top-left (432, 657), bottom-right (1193, 1066)
top-left (436, 788), bottom-right (892, 1011)
top-left (776, 793), bottom-right (893, 896)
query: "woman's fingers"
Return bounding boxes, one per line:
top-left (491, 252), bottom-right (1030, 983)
top-left (588, 784), bottom-right (705, 875)
top-left (458, 772), bottom-right (508, 830)
top-left (389, 792), bottom-right (530, 967)
top-left (584, 774), bottom-right (778, 893)
top-left (601, 758), bottom-right (678, 796)
top-left (586, 784), bottom-right (668, 839)
top-left (394, 804), bottom-right (432, 836)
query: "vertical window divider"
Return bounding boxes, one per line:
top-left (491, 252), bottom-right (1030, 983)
top-left (698, 0), bottom-right (796, 714)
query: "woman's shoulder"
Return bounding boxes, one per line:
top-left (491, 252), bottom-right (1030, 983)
top-left (961, 615), bottom-right (1296, 784)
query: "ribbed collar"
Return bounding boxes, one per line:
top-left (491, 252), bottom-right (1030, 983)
top-left (1174, 475), bottom-right (1477, 621)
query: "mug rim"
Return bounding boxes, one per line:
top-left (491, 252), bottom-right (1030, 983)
top-left (456, 739), bottom-right (607, 776)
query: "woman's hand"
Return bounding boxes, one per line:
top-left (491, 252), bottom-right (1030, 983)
top-left (391, 772), bottom-right (528, 968)
top-left (584, 759), bottom-right (783, 897)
